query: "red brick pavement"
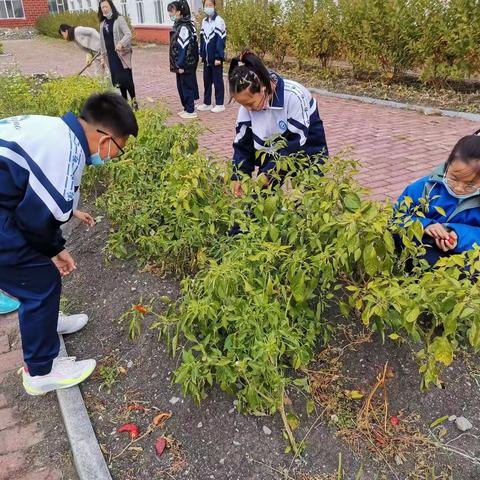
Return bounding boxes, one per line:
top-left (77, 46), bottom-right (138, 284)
top-left (1, 38), bottom-right (478, 200)
top-left (0, 312), bottom-right (63, 480)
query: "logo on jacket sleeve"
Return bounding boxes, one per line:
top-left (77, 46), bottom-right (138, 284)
top-left (278, 120), bottom-right (287, 132)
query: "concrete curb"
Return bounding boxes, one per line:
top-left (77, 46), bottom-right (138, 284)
top-left (309, 87), bottom-right (480, 123)
top-left (57, 336), bottom-right (112, 480)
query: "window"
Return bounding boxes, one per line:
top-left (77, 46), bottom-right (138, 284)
top-left (154, 0), bottom-right (164, 24)
top-left (48, 0), bottom-right (67, 13)
top-left (85, 0), bottom-right (91, 8)
top-left (120, 0), bottom-right (127, 16)
top-left (76, 0), bottom-right (83, 10)
top-left (0, 0), bottom-right (25, 19)
top-left (136, 0), bottom-right (144, 23)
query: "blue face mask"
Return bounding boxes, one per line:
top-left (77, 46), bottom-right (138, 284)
top-left (170, 14), bottom-right (177, 22)
top-left (89, 139), bottom-right (111, 166)
top-left (105, 11), bottom-right (113, 19)
top-left (204, 7), bottom-right (215, 16)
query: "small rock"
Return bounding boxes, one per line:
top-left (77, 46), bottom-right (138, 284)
top-left (455, 416), bottom-right (473, 432)
top-left (394, 454), bottom-right (403, 466)
top-left (126, 360), bottom-right (133, 369)
top-left (233, 440), bottom-right (241, 446)
top-left (228, 408), bottom-right (235, 414)
top-left (219, 458), bottom-right (225, 465)
top-left (169, 396), bottom-right (181, 405)
top-left (131, 287), bottom-right (137, 291)
top-left (262, 426), bottom-right (272, 435)
top-left (448, 415), bottom-right (457, 422)
top-left (197, 422), bottom-right (203, 428)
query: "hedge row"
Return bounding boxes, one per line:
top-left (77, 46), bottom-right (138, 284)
top-left (223, 0), bottom-right (480, 84)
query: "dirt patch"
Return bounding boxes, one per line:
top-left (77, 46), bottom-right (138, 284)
top-left (57, 198), bottom-right (480, 479)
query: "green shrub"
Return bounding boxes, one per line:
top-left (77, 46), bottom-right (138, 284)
top-left (414, 0), bottom-right (480, 84)
top-left (36, 11), bottom-right (100, 39)
top-left (0, 42), bottom-right (4, 55)
top-left (97, 106), bottom-right (233, 276)
top-left (338, 0), bottom-right (419, 78)
top-left (223, 0), bottom-right (286, 58)
top-left (0, 71), bottom-right (108, 118)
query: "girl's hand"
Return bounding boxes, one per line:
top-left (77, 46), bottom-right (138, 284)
top-left (436, 230), bottom-right (457, 252)
top-left (73, 210), bottom-right (95, 227)
top-left (100, 57), bottom-right (106, 67)
top-left (232, 181), bottom-right (244, 197)
top-left (214, 60), bottom-right (222, 66)
top-left (425, 223), bottom-right (450, 241)
top-left (52, 249), bottom-right (76, 277)
top-left (178, 68), bottom-right (184, 74)
top-left (115, 43), bottom-right (123, 52)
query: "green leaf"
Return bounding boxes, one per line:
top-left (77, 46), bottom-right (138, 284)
top-left (405, 307), bottom-right (420, 324)
top-left (388, 333), bottom-right (400, 341)
top-left (430, 415), bottom-right (449, 429)
top-left (429, 336), bottom-right (454, 366)
top-left (306, 399), bottom-right (315, 416)
top-left (434, 206), bottom-right (446, 216)
top-left (343, 192), bottom-right (361, 212)
top-left (286, 413), bottom-right (300, 430)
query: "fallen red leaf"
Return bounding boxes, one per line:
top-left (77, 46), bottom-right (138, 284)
top-left (126, 404), bottom-right (146, 412)
top-left (155, 437), bottom-right (167, 456)
top-left (153, 411), bottom-right (172, 426)
top-left (390, 415), bottom-right (400, 426)
top-left (117, 423), bottom-right (140, 439)
top-left (132, 305), bottom-right (148, 314)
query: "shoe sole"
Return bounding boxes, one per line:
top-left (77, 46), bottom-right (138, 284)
top-left (23, 364), bottom-right (96, 396)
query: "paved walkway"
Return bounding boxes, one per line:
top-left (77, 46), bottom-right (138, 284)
top-left (1, 37), bottom-right (478, 200)
top-left (0, 312), bottom-right (64, 480)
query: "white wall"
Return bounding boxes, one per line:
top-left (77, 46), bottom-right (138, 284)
top-left (68, 0), bottom-right (200, 27)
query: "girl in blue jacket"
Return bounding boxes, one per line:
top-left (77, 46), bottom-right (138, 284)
top-left (395, 132), bottom-right (480, 265)
top-left (198, 0), bottom-right (226, 113)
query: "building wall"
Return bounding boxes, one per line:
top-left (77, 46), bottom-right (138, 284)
top-left (0, 0), bottom-right (48, 28)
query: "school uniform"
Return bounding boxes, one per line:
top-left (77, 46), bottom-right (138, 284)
top-left (199, 13), bottom-right (226, 106)
top-left (170, 18), bottom-right (200, 114)
top-left (232, 72), bottom-right (328, 181)
top-left (0, 113), bottom-right (89, 375)
top-left (395, 164), bottom-right (480, 264)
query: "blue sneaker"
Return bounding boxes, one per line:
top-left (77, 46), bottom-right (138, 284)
top-left (0, 292), bottom-right (20, 314)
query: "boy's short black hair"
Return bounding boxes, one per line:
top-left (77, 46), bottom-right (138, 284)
top-left (80, 92), bottom-right (138, 138)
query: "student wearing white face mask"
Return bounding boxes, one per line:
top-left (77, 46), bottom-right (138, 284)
top-left (228, 51), bottom-right (329, 198)
top-left (198, 0), bottom-right (226, 113)
top-left (394, 131), bottom-right (480, 266)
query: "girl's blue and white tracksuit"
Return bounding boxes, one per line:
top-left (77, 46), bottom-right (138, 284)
top-left (232, 72), bottom-right (328, 180)
top-left (395, 164), bottom-right (480, 264)
top-left (0, 113), bottom-right (88, 375)
top-left (199, 13), bottom-right (226, 106)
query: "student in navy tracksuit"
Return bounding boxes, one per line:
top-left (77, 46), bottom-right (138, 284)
top-left (0, 93), bottom-right (138, 395)
top-left (228, 51), bottom-right (328, 197)
top-left (394, 132), bottom-right (480, 266)
top-left (198, 0), bottom-right (226, 113)
top-left (168, 0), bottom-right (200, 119)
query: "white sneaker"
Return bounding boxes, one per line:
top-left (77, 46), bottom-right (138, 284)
top-left (22, 356), bottom-right (96, 396)
top-left (196, 104), bottom-right (212, 111)
top-left (211, 105), bottom-right (225, 113)
top-left (177, 109), bottom-right (186, 115)
top-left (57, 312), bottom-right (88, 335)
top-left (179, 111), bottom-right (198, 119)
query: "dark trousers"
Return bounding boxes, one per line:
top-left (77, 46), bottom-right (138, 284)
top-left (118, 69), bottom-right (137, 109)
top-left (0, 257), bottom-right (61, 376)
top-left (176, 72), bottom-right (199, 113)
top-left (203, 64), bottom-right (224, 106)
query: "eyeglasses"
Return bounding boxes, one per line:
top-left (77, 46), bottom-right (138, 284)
top-left (97, 129), bottom-right (125, 158)
top-left (443, 175), bottom-right (480, 194)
